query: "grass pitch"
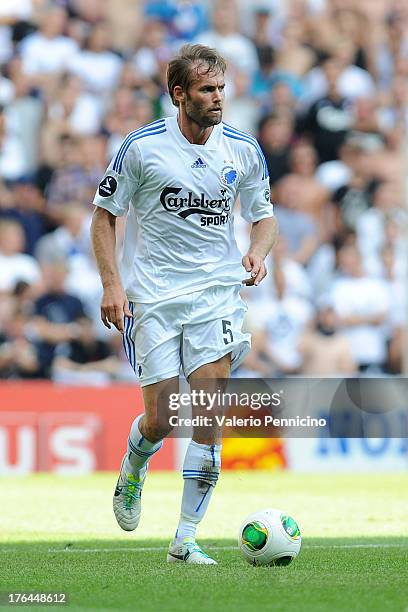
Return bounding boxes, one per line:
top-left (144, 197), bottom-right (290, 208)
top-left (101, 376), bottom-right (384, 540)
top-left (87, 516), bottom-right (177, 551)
top-left (0, 472), bottom-right (407, 611)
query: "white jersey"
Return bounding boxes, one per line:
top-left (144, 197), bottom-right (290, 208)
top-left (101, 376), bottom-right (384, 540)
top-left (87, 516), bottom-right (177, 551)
top-left (93, 116), bottom-right (273, 303)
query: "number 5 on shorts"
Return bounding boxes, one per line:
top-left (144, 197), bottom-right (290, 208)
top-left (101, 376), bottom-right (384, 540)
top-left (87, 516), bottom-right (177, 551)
top-left (222, 320), bottom-right (234, 345)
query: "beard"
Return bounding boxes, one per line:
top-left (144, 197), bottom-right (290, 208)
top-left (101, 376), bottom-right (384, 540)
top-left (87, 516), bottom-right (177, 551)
top-left (185, 97), bottom-right (223, 128)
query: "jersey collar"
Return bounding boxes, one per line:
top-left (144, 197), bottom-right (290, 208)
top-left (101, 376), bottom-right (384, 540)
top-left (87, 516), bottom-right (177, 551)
top-left (167, 115), bottom-right (221, 150)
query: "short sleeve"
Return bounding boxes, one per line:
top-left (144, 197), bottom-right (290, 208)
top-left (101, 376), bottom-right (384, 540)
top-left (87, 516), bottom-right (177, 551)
top-left (239, 146), bottom-right (274, 223)
top-left (93, 141), bottom-right (142, 217)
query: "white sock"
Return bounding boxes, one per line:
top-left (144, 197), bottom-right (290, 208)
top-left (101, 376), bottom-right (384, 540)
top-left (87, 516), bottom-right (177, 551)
top-left (175, 440), bottom-right (221, 543)
top-left (124, 414), bottom-right (163, 475)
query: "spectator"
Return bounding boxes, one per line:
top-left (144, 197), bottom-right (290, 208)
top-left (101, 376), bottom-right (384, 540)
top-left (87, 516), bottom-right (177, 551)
top-left (297, 56), bottom-right (354, 163)
top-left (244, 245), bottom-right (314, 376)
top-left (0, 218), bottom-right (41, 291)
top-left (20, 6), bottom-right (78, 88)
top-left (44, 73), bottom-right (103, 140)
top-left (328, 242), bottom-right (390, 373)
top-left (331, 134), bottom-right (380, 233)
top-left (0, 68), bottom-right (43, 181)
top-left (35, 202), bottom-right (101, 314)
top-left (31, 258), bottom-right (88, 377)
top-left (45, 133), bottom-right (101, 217)
top-left (132, 19), bottom-right (172, 80)
top-left (68, 22), bottom-right (123, 94)
top-left (298, 302), bottom-right (357, 375)
top-left (273, 176), bottom-right (320, 266)
top-left (35, 202), bottom-right (91, 263)
top-left (51, 315), bottom-right (121, 385)
top-left (356, 181), bottom-right (404, 276)
top-left (167, 1), bottom-right (209, 43)
top-left (0, 0), bottom-right (35, 66)
top-left (0, 178), bottom-right (47, 255)
top-left (375, 7), bottom-right (408, 90)
top-left (251, 6), bottom-right (274, 66)
top-left (378, 75), bottom-right (408, 148)
top-left (223, 69), bottom-right (260, 134)
top-left (382, 243), bottom-right (406, 374)
top-left (197, 0), bottom-right (259, 77)
top-left (301, 38), bottom-right (375, 109)
top-left (286, 141), bottom-right (331, 224)
top-left (103, 88), bottom-right (154, 156)
top-left (0, 305), bottom-right (41, 379)
top-left (258, 111), bottom-right (293, 186)
top-left (273, 18), bottom-right (316, 79)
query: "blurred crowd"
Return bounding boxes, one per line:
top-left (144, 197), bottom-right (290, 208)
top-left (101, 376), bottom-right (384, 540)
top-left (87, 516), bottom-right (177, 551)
top-left (0, 0), bottom-right (407, 382)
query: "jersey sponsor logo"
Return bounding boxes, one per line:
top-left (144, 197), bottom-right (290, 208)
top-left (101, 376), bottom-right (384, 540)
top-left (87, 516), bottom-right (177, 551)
top-left (98, 176), bottom-right (117, 197)
top-left (160, 186), bottom-right (231, 227)
top-left (191, 157), bottom-right (207, 168)
top-left (221, 165), bottom-right (237, 185)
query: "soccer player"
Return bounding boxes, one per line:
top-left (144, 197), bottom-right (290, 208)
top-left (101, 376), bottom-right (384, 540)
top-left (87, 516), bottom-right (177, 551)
top-left (91, 44), bottom-right (277, 564)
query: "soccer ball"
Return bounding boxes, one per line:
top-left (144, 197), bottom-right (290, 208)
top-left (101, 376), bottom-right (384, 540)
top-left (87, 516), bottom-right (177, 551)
top-left (238, 508), bottom-right (301, 566)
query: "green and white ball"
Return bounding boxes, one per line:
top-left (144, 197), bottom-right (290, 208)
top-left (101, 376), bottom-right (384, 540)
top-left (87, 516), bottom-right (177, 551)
top-left (239, 508), bottom-right (301, 566)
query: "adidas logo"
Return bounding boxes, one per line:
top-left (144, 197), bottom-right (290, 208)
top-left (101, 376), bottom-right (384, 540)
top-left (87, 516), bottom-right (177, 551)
top-left (191, 157), bottom-right (206, 168)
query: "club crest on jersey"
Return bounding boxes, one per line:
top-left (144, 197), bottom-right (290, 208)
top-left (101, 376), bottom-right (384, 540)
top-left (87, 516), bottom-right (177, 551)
top-left (221, 165), bottom-right (237, 185)
top-left (98, 175), bottom-right (117, 197)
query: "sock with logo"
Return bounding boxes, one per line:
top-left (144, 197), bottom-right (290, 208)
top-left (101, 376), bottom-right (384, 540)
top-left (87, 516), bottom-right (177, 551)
top-left (174, 440), bottom-right (221, 543)
top-left (123, 414), bottom-right (163, 475)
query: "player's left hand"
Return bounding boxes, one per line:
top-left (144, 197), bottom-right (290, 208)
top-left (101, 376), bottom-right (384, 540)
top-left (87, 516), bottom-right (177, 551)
top-left (242, 253), bottom-right (267, 286)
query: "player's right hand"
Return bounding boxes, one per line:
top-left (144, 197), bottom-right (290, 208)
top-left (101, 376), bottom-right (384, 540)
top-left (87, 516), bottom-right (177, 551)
top-left (100, 284), bottom-right (132, 333)
top-left (242, 253), bottom-right (267, 286)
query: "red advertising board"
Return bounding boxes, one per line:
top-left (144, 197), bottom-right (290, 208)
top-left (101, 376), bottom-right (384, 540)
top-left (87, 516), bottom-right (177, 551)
top-left (0, 383), bottom-right (176, 474)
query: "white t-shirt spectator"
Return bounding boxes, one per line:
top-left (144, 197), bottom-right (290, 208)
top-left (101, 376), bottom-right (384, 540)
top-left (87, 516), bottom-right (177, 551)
top-left (356, 210), bottom-right (406, 280)
top-left (0, 0), bottom-right (32, 65)
top-left (68, 50), bottom-right (122, 93)
top-left (223, 95), bottom-right (260, 135)
top-left (329, 275), bottom-right (390, 366)
top-left (247, 296), bottom-right (314, 370)
top-left (387, 278), bottom-right (405, 330)
top-left (0, 252), bottom-right (41, 291)
top-left (0, 96), bottom-right (43, 180)
top-left (20, 32), bottom-right (78, 75)
top-left (0, 75), bottom-right (15, 106)
top-left (301, 65), bottom-right (375, 109)
top-left (133, 47), bottom-right (160, 79)
top-left (315, 160), bottom-right (352, 192)
top-left (48, 92), bottom-right (103, 136)
top-left (195, 31), bottom-right (259, 76)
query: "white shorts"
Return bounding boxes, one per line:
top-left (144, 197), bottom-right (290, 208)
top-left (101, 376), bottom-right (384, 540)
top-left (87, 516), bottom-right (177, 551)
top-left (123, 285), bottom-right (251, 387)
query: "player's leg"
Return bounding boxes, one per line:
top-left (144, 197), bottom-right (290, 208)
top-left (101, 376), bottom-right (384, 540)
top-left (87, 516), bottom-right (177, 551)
top-left (113, 377), bottom-right (178, 531)
top-left (167, 355), bottom-right (230, 564)
top-left (168, 284), bottom-right (251, 562)
top-left (114, 299), bottom-right (182, 531)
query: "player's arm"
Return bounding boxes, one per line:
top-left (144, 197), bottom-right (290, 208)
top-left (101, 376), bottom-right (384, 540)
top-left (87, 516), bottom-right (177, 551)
top-left (91, 207), bottom-right (131, 333)
top-left (239, 144), bottom-right (278, 286)
top-left (242, 216), bottom-right (278, 286)
top-left (91, 141), bottom-right (141, 332)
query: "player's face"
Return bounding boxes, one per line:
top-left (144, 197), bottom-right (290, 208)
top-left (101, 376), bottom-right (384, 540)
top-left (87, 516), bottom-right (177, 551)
top-left (184, 68), bottom-right (225, 128)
